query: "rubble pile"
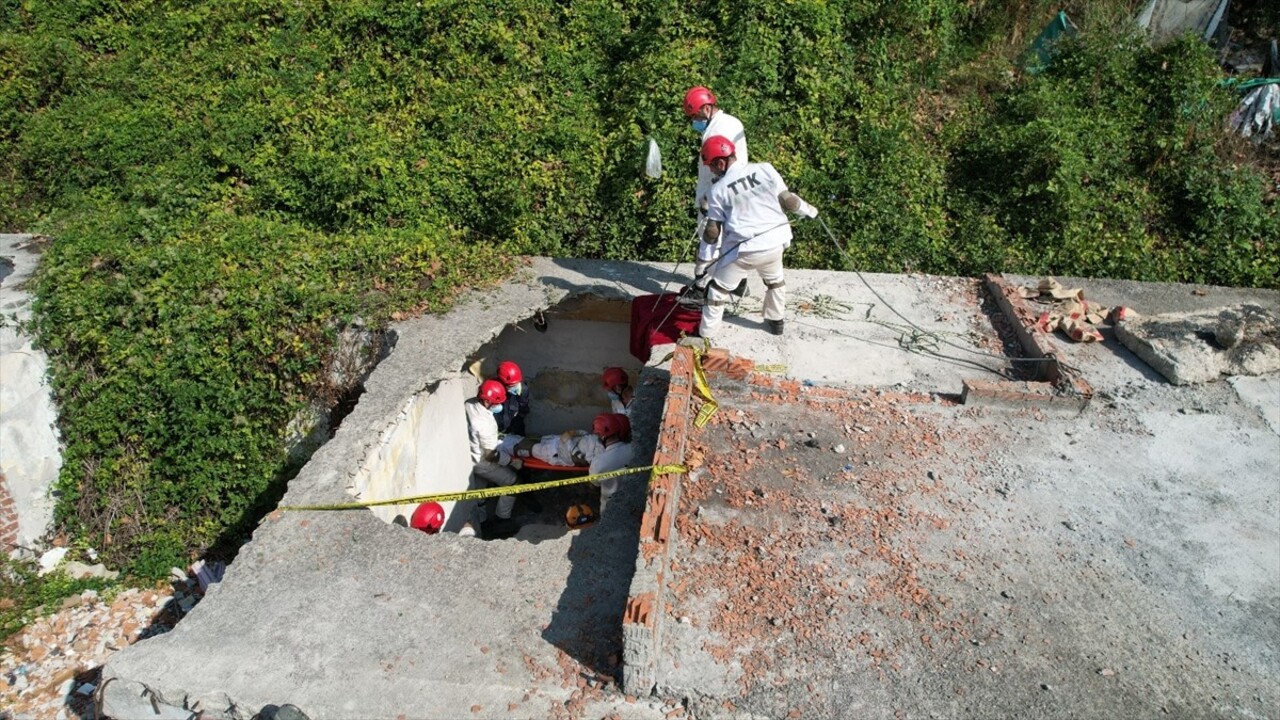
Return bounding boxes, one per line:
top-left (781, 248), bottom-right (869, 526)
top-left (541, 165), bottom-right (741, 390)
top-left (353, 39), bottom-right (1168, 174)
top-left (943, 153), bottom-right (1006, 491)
top-left (668, 373), bottom-right (994, 714)
top-left (1, 566), bottom-right (212, 720)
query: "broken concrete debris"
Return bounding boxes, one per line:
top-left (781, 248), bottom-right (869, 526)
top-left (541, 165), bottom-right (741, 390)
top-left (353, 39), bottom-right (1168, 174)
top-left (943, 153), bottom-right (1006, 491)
top-left (1115, 304), bottom-right (1280, 384)
top-left (1016, 276), bottom-right (1126, 343)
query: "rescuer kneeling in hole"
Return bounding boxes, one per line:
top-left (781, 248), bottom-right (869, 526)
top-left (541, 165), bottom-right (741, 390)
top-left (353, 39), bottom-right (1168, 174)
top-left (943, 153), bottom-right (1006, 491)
top-left (465, 379), bottom-right (522, 538)
top-left (494, 360), bottom-right (531, 436)
top-left (602, 366), bottom-right (634, 417)
top-left (590, 413), bottom-right (634, 517)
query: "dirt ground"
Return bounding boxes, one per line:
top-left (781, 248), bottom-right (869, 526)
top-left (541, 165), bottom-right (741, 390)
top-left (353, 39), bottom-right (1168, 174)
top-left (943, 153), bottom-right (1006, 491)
top-left (655, 371), bottom-right (1279, 720)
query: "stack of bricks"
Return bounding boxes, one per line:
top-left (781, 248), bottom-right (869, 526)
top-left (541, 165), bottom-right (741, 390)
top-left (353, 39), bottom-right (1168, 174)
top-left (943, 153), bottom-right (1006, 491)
top-left (697, 347), bottom-right (756, 381)
top-left (961, 378), bottom-right (1091, 412)
top-left (623, 345), bottom-right (697, 695)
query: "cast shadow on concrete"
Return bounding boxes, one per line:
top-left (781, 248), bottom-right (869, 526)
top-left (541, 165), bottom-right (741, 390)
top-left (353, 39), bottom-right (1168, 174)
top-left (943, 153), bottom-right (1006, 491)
top-left (541, 365), bottom-right (666, 682)
top-left (539, 520), bottom-right (627, 682)
top-left (1094, 327), bottom-right (1169, 384)
top-left (544, 257), bottom-right (679, 300)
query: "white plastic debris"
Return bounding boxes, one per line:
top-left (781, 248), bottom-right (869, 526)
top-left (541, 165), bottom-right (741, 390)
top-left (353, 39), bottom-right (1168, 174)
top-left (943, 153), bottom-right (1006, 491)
top-left (37, 547), bottom-right (69, 576)
top-left (1229, 83), bottom-right (1279, 140)
top-left (189, 559), bottom-right (227, 592)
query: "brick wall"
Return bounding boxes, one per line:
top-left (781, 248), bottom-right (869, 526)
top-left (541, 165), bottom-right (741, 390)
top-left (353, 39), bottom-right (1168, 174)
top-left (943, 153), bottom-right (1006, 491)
top-left (622, 346), bottom-right (696, 694)
top-left (0, 471), bottom-right (18, 552)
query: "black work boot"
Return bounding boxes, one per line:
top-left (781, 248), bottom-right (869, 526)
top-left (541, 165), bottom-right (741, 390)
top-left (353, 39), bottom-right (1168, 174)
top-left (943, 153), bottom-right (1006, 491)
top-left (483, 516), bottom-right (520, 540)
top-left (766, 319), bottom-right (785, 336)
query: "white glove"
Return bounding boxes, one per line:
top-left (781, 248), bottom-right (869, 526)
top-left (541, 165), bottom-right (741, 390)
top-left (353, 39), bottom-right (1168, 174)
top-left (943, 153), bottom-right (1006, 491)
top-left (796, 199), bottom-right (819, 219)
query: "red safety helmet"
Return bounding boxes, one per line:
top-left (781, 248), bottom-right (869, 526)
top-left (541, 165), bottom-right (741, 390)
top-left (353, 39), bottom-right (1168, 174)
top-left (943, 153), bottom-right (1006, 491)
top-left (496, 361), bottom-right (523, 386)
top-left (602, 367), bottom-right (629, 390)
top-left (410, 502), bottom-right (445, 534)
top-left (683, 86), bottom-right (717, 118)
top-left (593, 413), bottom-right (632, 442)
top-left (701, 135), bottom-right (736, 166)
top-left (478, 379), bottom-right (507, 405)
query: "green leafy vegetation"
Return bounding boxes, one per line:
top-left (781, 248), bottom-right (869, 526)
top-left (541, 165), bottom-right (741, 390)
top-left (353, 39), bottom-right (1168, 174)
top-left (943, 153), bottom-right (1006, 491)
top-left (1, 1), bottom-right (1274, 579)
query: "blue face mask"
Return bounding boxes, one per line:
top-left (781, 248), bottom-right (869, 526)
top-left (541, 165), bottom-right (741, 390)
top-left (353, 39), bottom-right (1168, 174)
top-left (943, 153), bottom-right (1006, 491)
top-left (690, 119), bottom-right (708, 133)
top-left (507, 383), bottom-right (523, 396)
top-left (489, 403), bottom-right (503, 414)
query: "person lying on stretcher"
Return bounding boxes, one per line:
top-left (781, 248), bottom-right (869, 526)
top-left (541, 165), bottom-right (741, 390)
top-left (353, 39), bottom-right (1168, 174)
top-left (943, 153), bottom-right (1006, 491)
top-left (496, 430), bottom-right (604, 468)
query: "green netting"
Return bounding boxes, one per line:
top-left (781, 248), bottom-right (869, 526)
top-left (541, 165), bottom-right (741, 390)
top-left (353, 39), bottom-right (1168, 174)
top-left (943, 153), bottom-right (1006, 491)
top-left (1024, 11), bottom-right (1080, 74)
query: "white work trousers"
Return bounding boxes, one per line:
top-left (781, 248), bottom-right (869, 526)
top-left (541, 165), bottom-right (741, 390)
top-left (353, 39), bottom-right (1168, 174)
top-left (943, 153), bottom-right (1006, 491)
top-left (699, 245), bottom-right (786, 338)
top-left (473, 460), bottom-right (517, 519)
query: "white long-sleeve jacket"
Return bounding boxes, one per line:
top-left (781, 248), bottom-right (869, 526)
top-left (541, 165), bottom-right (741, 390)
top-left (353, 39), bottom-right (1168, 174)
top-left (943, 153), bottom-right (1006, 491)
top-left (465, 397), bottom-right (501, 464)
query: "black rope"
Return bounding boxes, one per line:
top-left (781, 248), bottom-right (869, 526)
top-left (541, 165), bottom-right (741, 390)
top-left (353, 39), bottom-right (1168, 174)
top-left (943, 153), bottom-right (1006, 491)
top-left (815, 216), bottom-right (1061, 370)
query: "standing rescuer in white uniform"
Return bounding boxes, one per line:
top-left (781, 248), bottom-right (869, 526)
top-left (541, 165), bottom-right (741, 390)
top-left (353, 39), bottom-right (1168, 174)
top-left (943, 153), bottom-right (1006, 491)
top-left (684, 86), bottom-right (749, 294)
top-left (697, 135), bottom-right (818, 339)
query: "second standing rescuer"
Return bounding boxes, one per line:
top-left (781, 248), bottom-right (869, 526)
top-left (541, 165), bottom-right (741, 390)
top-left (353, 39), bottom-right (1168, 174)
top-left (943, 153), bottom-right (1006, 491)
top-left (696, 135), bottom-right (818, 339)
top-left (684, 86), bottom-right (749, 297)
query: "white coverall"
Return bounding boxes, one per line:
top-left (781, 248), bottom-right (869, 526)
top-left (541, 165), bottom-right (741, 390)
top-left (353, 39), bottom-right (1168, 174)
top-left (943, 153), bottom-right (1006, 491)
top-left (591, 440), bottom-right (634, 516)
top-left (465, 396), bottom-right (517, 520)
top-left (694, 111), bottom-right (749, 279)
top-left (699, 161), bottom-right (793, 339)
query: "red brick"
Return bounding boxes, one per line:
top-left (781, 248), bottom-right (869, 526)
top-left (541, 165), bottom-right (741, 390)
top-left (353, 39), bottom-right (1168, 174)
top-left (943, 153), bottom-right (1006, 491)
top-left (0, 472), bottom-right (17, 551)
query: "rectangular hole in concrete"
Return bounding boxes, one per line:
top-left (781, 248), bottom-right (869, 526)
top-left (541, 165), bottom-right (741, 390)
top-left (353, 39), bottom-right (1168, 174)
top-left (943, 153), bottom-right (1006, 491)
top-left (357, 295), bottom-right (648, 539)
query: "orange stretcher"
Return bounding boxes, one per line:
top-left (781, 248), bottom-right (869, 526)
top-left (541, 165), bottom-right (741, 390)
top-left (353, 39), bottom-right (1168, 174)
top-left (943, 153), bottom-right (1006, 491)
top-left (520, 457), bottom-right (590, 474)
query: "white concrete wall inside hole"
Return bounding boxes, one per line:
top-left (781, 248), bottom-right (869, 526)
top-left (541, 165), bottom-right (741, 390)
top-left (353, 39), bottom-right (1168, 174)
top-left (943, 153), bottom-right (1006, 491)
top-left (350, 296), bottom-right (646, 532)
top-left (490, 297), bottom-right (644, 436)
top-left (351, 376), bottom-right (475, 532)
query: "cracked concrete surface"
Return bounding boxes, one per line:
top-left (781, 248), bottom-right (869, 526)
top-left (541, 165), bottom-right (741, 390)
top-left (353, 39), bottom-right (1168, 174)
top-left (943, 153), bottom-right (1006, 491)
top-left (76, 261), bottom-right (1280, 719)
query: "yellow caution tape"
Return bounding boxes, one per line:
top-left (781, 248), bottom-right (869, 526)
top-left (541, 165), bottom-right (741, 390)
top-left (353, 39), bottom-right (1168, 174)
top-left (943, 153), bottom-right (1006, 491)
top-left (280, 464), bottom-right (687, 512)
top-left (657, 339), bottom-right (720, 429)
top-left (690, 347), bottom-right (718, 429)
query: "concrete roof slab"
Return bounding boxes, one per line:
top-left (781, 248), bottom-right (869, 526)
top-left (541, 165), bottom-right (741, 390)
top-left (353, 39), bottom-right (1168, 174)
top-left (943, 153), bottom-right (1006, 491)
top-left (99, 262), bottom-right (1280, 719)
top-left (648, 367), bottom-right (1279, 719)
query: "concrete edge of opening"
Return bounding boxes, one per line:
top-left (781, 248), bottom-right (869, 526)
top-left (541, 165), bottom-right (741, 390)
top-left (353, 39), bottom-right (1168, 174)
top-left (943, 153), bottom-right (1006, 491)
top-left (271, 260), bottom-right (612, 511)
top-left (99, 258), bottom-right (667, 719)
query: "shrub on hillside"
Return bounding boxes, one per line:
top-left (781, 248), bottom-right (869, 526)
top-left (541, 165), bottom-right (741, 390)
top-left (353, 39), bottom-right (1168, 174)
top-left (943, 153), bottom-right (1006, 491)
top-left (2, 1), bottom-right (1274, 577)
top-left (946, 31), bottom-right (1277, 287)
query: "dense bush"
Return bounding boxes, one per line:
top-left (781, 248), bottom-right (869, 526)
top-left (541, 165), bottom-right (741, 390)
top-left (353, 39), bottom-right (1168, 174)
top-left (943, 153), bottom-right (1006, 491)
top-left (1, 0), bottom-right (1274, 577)
top-left (946, 30), bottom-right (1277, 285)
